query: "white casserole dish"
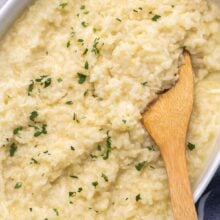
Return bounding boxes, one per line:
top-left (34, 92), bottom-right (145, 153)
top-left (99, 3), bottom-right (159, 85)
top-left (0, 0), bottom-right (219, 203)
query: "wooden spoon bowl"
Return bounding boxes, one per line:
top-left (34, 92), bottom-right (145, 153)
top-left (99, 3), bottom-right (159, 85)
top-left (142, 51), bottom-right (197, 220)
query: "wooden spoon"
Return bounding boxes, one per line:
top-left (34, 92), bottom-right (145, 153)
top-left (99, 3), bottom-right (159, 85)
top-left (142, 51), bottom-right (197, 220)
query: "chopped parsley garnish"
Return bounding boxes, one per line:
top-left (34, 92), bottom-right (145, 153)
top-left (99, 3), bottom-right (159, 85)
top-left (103, 131), bottom-right (112, 160)
top-left (92, 181), bottom-right (98, 188)
top-left (59, 3), bottom-right (68, 9)
top-left (73, 113), bottom-right (80, 123)
top-left (78, 39), bottom-right (84, 43)
top-left (13, 126), bottom-right (23, 135)
top-left (141, 81), bottom-right (148, 86)
top-left (171, 5), bottom-right (175, 8)
top-left (149, 165), bottom-right (155, 169)
top-left (92, 38), bottom-right (101, 56)
top-left (82, 48), bottom-right (88, 56)
top-left (97, 144), bottom-right (102, 151)
top-left (29, 208), bottom-right (32, 212)
top-left (93, 28), bottom-right (97, 33)
top-left (116, 18), bottom-right (122, 22)
top-left (135, 161), bottom-right (146, 171)
top-left (77, 73), bottom-right (87, 84)
top-left (139, 7), bottom-right (143, 10)
top-left (53, 208), bottom-right (59, 216)
top-left (136, 194), bottom-right (141, 201)
top-left (146, 145), bottom-right (155, 151)
top-left (35, 75), bottom-right (52, 88)
top-left (90, 154), bottom-right (97, 159)
top-left (78, 187), bottom-right (83, 192)
top-left (81, 21), bottom-right (88, 27)
top-left (84, 89), bottom-right (89, 96)
top-left (84, 61), bottom-right (89, 70)
top-left (187, 142), bottom-right (195, 151)
top-left (70, 146), bottom-right (75, 151)
top-left (57, 78), bottom-right (63, 82)
top-left (152, 15), bottom-right (161, 22)
top-left (69, 192), bottom-right (76, 197)
top-left (70, 175), bottom-right (78, 179)
top-left (30, 158), bottom-right (39, 164)
top-left (34, 124), bottom-right (47, 137)
top-left (28, 80), bottom-right (34, 96)
top-left (80, 5), bottom-right (85, 10)
top-left (30, 111), bottom-right (38, 121)
top-left (9, 143), bottom-right (17, 157)
top-left (14, 182), bottom-right (22, 189)
top-left (133, 9), bottom-right (138, 13)
top-left (65, 101), bottom-right (73, 105)
top-left (101, 173), bottom-right (108, 182)
top-left (66, 41), bottom-right (71, 48)
top-left (122, 119), bottom-right (127, 124)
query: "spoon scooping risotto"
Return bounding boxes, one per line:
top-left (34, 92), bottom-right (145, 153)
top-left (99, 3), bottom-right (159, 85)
top-left (143, 51), bottom-right (197, 220)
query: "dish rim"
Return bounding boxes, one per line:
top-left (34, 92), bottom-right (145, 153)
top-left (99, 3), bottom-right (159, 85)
top-left (0, 0), bottom-right (219, 203)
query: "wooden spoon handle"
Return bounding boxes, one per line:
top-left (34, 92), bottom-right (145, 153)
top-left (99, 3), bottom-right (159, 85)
top-left (163, 148), bottom-right (197, 220)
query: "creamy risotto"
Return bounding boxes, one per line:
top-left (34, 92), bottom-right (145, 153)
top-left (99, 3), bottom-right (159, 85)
top-left (0, 0), bottom-right (220, 219)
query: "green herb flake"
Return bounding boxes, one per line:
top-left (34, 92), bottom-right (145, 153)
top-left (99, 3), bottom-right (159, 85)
top-left (84, 89), bottom-right (89, 97)
top-left (135, 161), bottom-right (146, 171)
top-left (81, 21), bottom-right (88, 28)
top-left (65, 101), bottom-right (73, 105)
top-left (141, 81), bottom-right (148, 86)
top-left (84, 61), bottom-right (89, 70)
top-left (136, 194), bottom-right (141, 202)
top-left (70, 175), bottom-right (78, 179)
top-left (73, 113), bottom-right (80, 123)
top-left (14, 182), bottom-right (22, 189)
top-left (69, 191), bottom-right (76, 197)
top-left (78, 39), bottom-right (84, 43)
top-left (122, 119), bottom-right (127, 124)
top-left (116, 18), bottom-right (122, 22)
top-left (92, 38), bottom-right (101, 56)
top-left (9, 143), bottom-right (17, 157)
top-left (59, 3), bottom-right (68, 9)
top-left (57, 78), bottom-right (63, 82)
top-left (97, 144), bottom-right (102, 151)
top-left (35, 75), bottom-right (52, 88)
top-left (82, 48), bottom-right (88, 56)
top-left (133, 9), bottom-right (138, 13)
top-left (187, 142), bottom-right (195, 151)
top-left (101, 173), bottom-right (108, 182)
top-left (66, 41), bottom-right (71, 48)
top-left (92, 181), bottom-right (98, 188)
top-left (78, 187), bottom-right (83, 192)
top-left (70, 146), bottom-right (75, 151)
top-left (28, 80), bottom-right (34, 96)
top-left (34, 124), bottom-right (47, 137)
top-left (139, 7), bottom-right (143, 10)
top-left (77, 73), bottom-right (87, 84)
top-left (152, 14), bottom-right (161, 22)
top-left (53, 208), bottom-right (59, 216)
top-left (30, 158), bottom-right (39, 164)
top-left (90, 154), bottom-right (97, 159)
top-left (29, 208), bottom-right (32, 212)
top-left (80, 5), bottom-right (85, 10)
top-left (30, 111), bottom-right (38, 121)
top-left (146, 145), bottom-right (155, 151)
top-left (103, 131), bottom-right (112, 160)
top-left (13, 126), bottom-right (23, 135)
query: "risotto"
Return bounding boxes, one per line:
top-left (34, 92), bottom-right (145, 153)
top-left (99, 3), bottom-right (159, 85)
top-left (0, 0), bottom-right (219, 219)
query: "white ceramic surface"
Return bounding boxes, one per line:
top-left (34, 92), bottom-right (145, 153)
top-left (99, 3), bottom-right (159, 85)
top-left (0, 0), bottom-right (219, 203)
